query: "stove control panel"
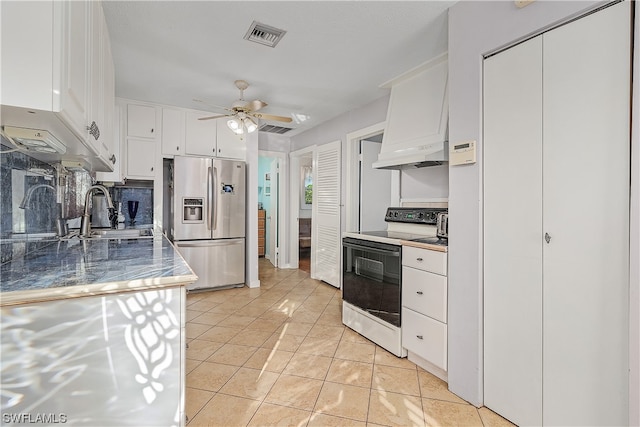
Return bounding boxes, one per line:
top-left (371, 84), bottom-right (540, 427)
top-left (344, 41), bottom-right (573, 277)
top-left (385, 207), bottom-right (447, 225)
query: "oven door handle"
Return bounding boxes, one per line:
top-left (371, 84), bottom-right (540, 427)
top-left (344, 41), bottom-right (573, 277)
top-left (342, 242), bottom-right (400, 257)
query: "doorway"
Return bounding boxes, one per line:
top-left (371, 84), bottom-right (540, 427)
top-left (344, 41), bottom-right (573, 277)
top-left (346, 122), bottom-right (397, 232)
top-left (298, 155), bottom-right (312, 273)
top-left (258, 151), bottom-right (287, 268)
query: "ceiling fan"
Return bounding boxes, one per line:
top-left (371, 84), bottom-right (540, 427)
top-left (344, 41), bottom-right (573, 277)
top-left (195, 80), bottom-right (292, 135)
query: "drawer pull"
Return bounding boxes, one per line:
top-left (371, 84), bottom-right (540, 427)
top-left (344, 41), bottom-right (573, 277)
top-left (416, 257), bottom-right (423, 261)
top-left (416, 291), bottom-right (423, 295)
top-left (416, 335), bottom-right (423, 340)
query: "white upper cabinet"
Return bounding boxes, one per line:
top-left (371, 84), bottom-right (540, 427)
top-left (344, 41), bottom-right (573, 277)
top-left (216, 119), bottom-right (247, 160)
top-left (127, 104), bottom-right (157, 138)
top-left (185, 111), bottom-right (217, 156)
top-left (58, 1), bottom-right (91, 141)
top-left (0, 0), bottom-right (116, 172)
top-left (162, 108), bottom-right (185, 157)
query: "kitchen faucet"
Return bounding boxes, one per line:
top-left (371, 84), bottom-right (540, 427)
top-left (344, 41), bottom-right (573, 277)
top-left (80, 185), bottom-right (115, 237)
top-left (19, 183), bottom-right (68, 237)
top-left (19, 183), bottom-right (56, 209)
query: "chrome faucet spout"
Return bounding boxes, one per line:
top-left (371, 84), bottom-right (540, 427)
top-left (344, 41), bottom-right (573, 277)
top-left (19, 184), bottom-right (56, 209)
top-left (80, 185), bottom-right (115, 237)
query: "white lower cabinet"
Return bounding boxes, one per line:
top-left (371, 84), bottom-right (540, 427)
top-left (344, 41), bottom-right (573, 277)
top-left (401, 245), bottom-right (448, 379)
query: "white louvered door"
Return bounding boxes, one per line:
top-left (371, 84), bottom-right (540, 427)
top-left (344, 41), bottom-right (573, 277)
top-left (312, 140), bottom-right (341, 288)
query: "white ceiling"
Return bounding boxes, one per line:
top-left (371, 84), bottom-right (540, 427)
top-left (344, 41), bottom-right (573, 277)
top-left (102, 1), bottom-right (455, 136)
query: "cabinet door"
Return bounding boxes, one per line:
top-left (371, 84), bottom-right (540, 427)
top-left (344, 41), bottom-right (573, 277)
top-left (402, 308), bottom-right (447, 370)
top-left (185, 111), bottom-right (217, 156)
top-left (162, 108), bottom-right (185, 156)
top-left (542, 3), bottom-right (630, 424)
top-left (96, 105), bottom-right (123, 182)
top-left (402, 267), bottom-right (447, 323)
top-left (483, 35), bottom-right (543, 427)
top-left (216, 118), bottom-right (247, 160)
top-left (59, 0), bottom-right (90, 140)
top-left (126, 138), bottom-right (155, 178)
top-left (127, 104), bottom-right (157, 138)
top-left (87, 2), bottom-right (105, 159)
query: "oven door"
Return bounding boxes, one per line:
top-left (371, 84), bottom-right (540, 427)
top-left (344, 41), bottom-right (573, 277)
top-left (342, 237), bottom-right (402, 326)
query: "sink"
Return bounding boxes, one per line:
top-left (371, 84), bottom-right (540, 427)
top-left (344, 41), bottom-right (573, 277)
top-left (88, 229), bottom-right (154, 239)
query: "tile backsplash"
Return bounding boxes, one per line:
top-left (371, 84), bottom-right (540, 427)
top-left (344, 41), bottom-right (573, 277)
top-left (1, 140), bottom-right (92, 237)
top-left (2, 140), bottom-right (155, 265)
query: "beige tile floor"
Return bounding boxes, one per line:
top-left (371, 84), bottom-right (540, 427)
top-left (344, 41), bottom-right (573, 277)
top-left (185, 258), bottom-right (515, 427)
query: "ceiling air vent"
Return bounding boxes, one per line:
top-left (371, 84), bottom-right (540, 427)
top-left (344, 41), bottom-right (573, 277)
top-left (259, 124), bottom-right (292, 134)
top-left (244, 21), bottom-right (286, 48)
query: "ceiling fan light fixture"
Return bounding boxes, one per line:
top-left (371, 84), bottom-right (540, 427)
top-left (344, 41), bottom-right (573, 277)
top-left (244, 117), bottom-right (258, 133)
top-left (227, 118), bottom-right (244, 134)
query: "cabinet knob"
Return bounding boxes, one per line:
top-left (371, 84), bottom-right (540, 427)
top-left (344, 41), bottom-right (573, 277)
top-left (416, 335), bottom-right (424, 340)
top-left (151, 167), bottom-right (154, 172)
top-left (176, 146), bottom-right (180, 151)
top-left (151, 128), bottom-right (154, 133)
top-left (545, 232), bottom-right (551, 244)
top-left (416, 291), bottom-right (423, 295)
top-left (416, 257), bottom-right (423, 262)
top-left (109, 154), bottom-right (116, 165)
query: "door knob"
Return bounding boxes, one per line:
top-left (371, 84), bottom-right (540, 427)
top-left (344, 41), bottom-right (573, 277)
top-left (545, 232), bottom-right (551, 244)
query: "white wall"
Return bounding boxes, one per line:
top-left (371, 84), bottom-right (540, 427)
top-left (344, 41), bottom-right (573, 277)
top-left (258, 133), bottom-right (290, 153)
top-left (400, 165), bottom-right (448, 200)
top-left (290, 96), bottom-right (390, 233)
top-left (448, 4), bottom-right (638, 423)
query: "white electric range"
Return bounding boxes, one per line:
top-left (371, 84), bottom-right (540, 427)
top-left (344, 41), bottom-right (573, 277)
top-left (341, 207), bottom-right (447, 356)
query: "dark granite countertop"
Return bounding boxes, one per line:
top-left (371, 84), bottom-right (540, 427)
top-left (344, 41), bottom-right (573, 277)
top-left (0, 234), bottom-right (197, 306)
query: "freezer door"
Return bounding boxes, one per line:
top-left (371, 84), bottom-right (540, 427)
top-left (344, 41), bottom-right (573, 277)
top-left (173, 156), bottom-right (212, 240)
top-left (175, 238), bottom-right (245, 291)
top-left (212, 159), bottom-right (246, 239)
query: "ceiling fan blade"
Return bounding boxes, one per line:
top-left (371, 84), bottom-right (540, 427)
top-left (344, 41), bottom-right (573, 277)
top-left (198, 114), bottom-right (230, 121)
top-left (252, 112), bottom-right (293, 123)
top-left (192, 98), bottom-right (234, 113)
top-left (247, 99), bottom-right (267, 112)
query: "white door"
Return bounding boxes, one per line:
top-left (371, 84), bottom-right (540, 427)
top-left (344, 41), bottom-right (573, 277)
top-left (267, 159), bottom-right (279, 267)
top-left (359, 140), bottom-right (391, 231)
top-left (541, 3), bottom-right (630, 424)
top-left (312, 141), bottom-right (341, 287)
top-left (483, 3), bottom-right (630, 426)
top-left (483, 35), bottom-right (543, 427)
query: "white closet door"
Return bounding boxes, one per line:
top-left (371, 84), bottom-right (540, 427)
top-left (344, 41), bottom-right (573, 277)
top-left (312, 140), bottom-right (341, 288)
top-left (483, 35), bottom-right (543, 427)
top-left (268, 159), bottom-right (279, 267)
top-left (542, 2), bottom-right (630, 424)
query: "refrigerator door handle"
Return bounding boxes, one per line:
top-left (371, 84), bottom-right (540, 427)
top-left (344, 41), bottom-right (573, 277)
top-left (175, 239), bottom-right (244, 248)
top-left (213, 166), bottom-right (218, 231)
top-left (207, 166), bottom-right (213, 230)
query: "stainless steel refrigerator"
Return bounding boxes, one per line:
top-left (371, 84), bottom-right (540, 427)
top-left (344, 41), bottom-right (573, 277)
top-left (171, 156), bottom-right (246, 291)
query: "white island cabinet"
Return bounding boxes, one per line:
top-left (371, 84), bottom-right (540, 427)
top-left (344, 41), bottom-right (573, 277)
top-left (0, 236), bottom-right (196, 426)
top-left (401, 244), bottom-right (448, 381)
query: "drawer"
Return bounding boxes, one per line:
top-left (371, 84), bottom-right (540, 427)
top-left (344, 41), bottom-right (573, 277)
top-left (402, 267), bottom-right (447, 323)
top-left (258, 219), bottom-right (266, 229)
top-left (258, 237), bottom-right (265, 247)
top-left (402, 246), bottom-right (447, 275)
top-left (402, 307), bottom-right (447, 371)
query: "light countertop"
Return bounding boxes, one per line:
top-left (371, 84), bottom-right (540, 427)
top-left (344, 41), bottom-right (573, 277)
top-left (0, 234), bottom-right (197, 306)
top-left (400, 239), bottom-right (448, 253)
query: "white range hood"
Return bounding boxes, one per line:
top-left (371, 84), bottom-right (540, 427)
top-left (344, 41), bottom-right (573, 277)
top-left (373, 53), bottom-right (449, 169)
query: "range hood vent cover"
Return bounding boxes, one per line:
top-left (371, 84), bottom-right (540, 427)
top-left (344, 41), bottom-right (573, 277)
top-left (373, 53), bottom-right (449, 170)
top-left (244, 21), bottom-right (287, 48)
top-left (2, 125), bottom-right (67, 154)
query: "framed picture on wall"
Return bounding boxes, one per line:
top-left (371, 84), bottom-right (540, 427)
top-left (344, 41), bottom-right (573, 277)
top-left (301, 166), bottom-right (312, 210)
